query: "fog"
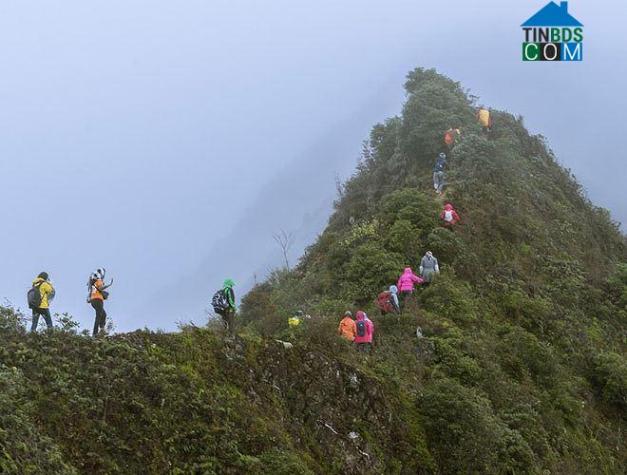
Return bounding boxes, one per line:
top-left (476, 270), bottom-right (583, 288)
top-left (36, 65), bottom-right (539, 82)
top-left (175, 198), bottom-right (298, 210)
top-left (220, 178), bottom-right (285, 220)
top-left (0, 1), bottom-right (624, 331)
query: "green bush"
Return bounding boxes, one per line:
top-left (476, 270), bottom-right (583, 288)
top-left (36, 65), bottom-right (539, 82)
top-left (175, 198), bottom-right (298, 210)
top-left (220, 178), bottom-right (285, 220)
top-left (343, 242), bottom-right (404, 304)
top-left (591, 352), bottom-right (627, 410)
top-left (420, 377), bottom-right (531, 473)
top-left (0, 365), bottom-right (77, 474)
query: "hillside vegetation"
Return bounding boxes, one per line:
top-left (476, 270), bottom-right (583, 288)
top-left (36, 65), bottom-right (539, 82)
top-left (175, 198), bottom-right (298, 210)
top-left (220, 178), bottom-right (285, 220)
top-left (0, 68), bottom-right (625, 474)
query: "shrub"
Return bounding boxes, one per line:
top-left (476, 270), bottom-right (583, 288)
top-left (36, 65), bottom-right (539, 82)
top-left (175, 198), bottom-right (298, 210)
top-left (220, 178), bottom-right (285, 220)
top-left (420, 378), bottom-right (506, 473)
top-left (343, 242), bottom-right (404, 305)
top-left (591, 352), bottom-right (627, 410)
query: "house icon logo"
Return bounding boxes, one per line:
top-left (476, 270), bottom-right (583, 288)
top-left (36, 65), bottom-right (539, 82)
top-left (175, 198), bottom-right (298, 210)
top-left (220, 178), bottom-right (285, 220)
top-left (522, 2), bottom-right (584, 61)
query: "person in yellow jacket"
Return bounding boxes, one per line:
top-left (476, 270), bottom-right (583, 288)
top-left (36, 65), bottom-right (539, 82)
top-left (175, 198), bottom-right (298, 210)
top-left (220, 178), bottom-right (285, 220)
top-left (30, 272), bottom-right (55, 332)
top-left (477, 107), bottom-right (492, 132)
top-left (288, 311), bottom-right (303, 329)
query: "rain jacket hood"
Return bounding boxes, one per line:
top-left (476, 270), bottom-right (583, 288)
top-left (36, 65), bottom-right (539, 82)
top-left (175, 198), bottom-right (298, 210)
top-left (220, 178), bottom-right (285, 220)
top-left (397, 268), bottom-right (424, 292)
top-left (420, 253), bottom-right (440, 277)
top-left (338, 315), bottom-right (356, 341)
top-left (441, 204), bottom-right (460, 224)
top-left (354, 311), bottom-right (374, 344)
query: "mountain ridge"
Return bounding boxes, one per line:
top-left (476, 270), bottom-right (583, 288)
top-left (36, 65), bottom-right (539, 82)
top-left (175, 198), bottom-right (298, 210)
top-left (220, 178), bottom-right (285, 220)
top-left (0, 67), bottom-right (625, 474)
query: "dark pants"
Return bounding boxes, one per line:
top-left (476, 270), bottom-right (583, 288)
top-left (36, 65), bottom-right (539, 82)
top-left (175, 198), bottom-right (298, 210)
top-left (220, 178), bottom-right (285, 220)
top-left (217, 308), bottom-right (235, 335)
top-left (91, 299), bottom-right (107, 336)
top-left (356, 342), bottom-right (372, 353)
top-left (31, 308), bottom-right (53, 332)
top-left (433, 171), bottom-right (445, 193)
top-left (400, 291), bottom-right (413, 311)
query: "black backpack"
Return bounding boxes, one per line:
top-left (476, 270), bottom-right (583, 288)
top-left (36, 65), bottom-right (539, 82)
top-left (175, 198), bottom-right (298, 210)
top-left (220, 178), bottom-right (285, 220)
top-left (212, 289), bottom-right (228, 311)
top-left (356, 320), bottom-right (367, 337)
top-left (27, 282), bottom-right (43, 310)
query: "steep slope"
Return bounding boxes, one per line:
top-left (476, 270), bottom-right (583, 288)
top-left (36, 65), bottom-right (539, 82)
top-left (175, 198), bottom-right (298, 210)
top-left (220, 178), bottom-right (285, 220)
top-left (0, 309), bottom-right (432, 474)
top-left (240, 68), bottom-right (627, 473)
top-left (0, 68), bottom-right (625, 474)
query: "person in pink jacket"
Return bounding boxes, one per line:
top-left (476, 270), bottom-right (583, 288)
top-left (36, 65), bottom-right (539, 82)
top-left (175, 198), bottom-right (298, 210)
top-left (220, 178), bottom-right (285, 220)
top-left (354, 311), bottom-right (374, 352)
top-left (397, 267), bottom-right (424, 310)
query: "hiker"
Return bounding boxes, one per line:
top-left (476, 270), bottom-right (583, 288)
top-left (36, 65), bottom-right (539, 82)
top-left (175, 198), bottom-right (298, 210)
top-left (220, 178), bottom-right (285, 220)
top-left (338, 311), bottom-right (356, 342)
top-left (388, 285), bottom-right (400, 313)
top-left (444, 128), bottom-right (461, 147)
top-left (477, 107), bottom-right (492, 132)
top-left (433, 152), bottom-right (447, 194)
top-left (440, 203), bottom-right (461, 226)
top-left (420, 251), bottom-right (440, 284)
top-left (354, 311), bottom-right (374, 352)
top-left (397, 267), bottom-right (424, 310)
top-left (212, 279), bottom-right (236, 335)
top-left (288, 310), bottom-right (303, 328)
top-left (28, 272), bottom-right (55, 332)
top-left (87, 268), bottom-right (112, 337)
top-left (376, 285), bottom-right (400, 315)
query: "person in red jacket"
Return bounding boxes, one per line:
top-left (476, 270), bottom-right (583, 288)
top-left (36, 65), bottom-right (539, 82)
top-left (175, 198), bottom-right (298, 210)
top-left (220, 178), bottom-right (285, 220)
top-left (440, 203), bottom-right (461, 226)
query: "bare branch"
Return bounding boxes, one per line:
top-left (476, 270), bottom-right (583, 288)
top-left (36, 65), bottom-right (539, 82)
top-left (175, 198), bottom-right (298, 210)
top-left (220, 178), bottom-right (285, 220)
top-left (273, 229), bottom-right (294, 271)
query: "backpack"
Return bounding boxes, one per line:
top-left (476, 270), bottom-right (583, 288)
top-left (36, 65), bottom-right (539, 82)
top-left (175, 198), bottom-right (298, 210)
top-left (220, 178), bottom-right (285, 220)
top-left (376, 292), bottom-right (393, 312)
top-left (212, 289), bottom-right (228, 311)
top-left (95, 285), bottom-right (108, 300)
top-left (444, 131), bottom-right (454, 146)
top-left (444, 210), bottom-right (454, 222)
top-left (356, 320), bottom-right (366, 337)
top-left (27, 282), bottom-right (43, 309)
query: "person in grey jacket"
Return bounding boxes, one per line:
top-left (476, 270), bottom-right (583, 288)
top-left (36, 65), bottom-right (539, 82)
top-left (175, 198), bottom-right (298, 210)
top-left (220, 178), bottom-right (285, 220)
top-left (420, 251), bottom-right (440, 283)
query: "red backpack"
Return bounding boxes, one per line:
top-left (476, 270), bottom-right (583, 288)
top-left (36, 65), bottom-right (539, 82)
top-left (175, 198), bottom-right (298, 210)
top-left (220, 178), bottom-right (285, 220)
top-left (376, 291), bottom-right (394, 313)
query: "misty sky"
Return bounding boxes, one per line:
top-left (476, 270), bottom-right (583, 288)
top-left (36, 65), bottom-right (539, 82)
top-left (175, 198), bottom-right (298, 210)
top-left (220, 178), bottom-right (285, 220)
top-left (0, 1), bottom-right (625, 332)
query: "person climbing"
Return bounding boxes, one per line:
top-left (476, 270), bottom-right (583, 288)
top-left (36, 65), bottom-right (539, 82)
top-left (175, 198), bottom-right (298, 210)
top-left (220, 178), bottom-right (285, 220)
top-left (440, 203), bottom-right (461, 226)
top-left (87, 268), bottom-right (112, 337)
top-left (376, 285), bottom-right (400, 315)
top-left (444, 128), bottom-right (461, 147)
top-left (397, 267), bottom-right (424, 310)
top-left (338, 311), bottom-right (356, 342)
top-left (354, 310), bottom-right (374, 352)
top-left (433, 152), bottom-right (447, 194)
top-left (288, 310), bottom-right (303, 328)
top-left (212, 279), bottom-right (236, 335)
top-left (477, 107), bottom-right (492, 132)
top-left (388, 285), bottom-right (400, 313)
top-left (28, 272), bottom-right (55, 332)
top-left (420, 251), bottom-right (440, 284)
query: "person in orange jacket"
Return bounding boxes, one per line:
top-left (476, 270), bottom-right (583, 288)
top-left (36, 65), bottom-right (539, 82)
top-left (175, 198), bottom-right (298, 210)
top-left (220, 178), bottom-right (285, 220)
top-left (338, 311), bottom-right (357, 342)
top-left (440, 203), bottom-right (461, 226)
top-left (87, 268), bottom-right (112, 337)
top-left (444, 128), bottom-right (461, 147)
